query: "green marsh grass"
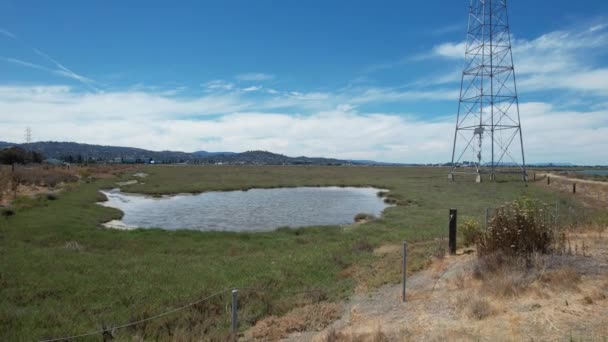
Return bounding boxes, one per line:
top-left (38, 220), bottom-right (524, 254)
top-left (0, 165), bottom-right (584, 340)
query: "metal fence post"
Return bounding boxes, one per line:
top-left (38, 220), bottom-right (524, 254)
top-left (402, 241), bottom-right (407, 302)
top-left (231, 289), bottom-right (238, 340)
top-left (555, 201), bottom-right (559, 228)
top-left (449, 209), bottom-right (457, 255)
top-left (484, 208), bottom-right (489, 230)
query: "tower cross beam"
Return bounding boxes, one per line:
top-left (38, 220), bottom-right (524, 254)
top-left (449, 0), bottom-right (527, 182)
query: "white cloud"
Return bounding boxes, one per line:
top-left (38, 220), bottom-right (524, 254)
top-left (0, 85), bottom-right (248, 123)
top-left (202, 80), bottom-right (234, 91)
top-left (235, 73), bottom-right (275, 81)
top-left (243, 86), bottom-right (262, 92)
top-left (1, 84), bottom-right (607, 164)
top-left (432, 41), bottom-right (467, 59)
top-left (425, 24), bottom-right (608, 96)
top-left (351, 87), bottom-right (459, 103)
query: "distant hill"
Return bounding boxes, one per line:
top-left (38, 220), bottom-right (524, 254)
top-left (16, 141), bottom-right (195, 163)
top-left (0, 141), bottom-right (368, 165)
top-left (192, 151), bottom-right (236, 158)
top-left (198, 150), bottom-right (353, 165)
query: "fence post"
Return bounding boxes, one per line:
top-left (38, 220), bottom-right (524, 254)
top-left (231, 289), bottom-right (238, 340)
top-left (555, 201), bottom-right (559, 228)
top-left (547, 176), bottom-right (550, 185)
top-left (449, 209), bottom-right (457, 255)
top-left (533, 172), bottom-right (536, 181)
top-left (573, 183), bottom-right (576, 194)
top-left (484, 208), bottom-right (489, 230)
top-left (402, 241), bottom-right (407, 302)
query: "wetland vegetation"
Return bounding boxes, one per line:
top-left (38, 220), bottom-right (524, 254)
top-left (0, 165), bottom-right (587, 340)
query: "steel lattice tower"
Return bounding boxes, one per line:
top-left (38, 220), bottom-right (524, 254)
top-left (25, 127), bottom-right (32, 144)
top-left (448, 0), bottom-right (527, 182)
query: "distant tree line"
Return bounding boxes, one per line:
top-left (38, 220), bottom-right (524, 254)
top-left (0, 147), bottom-right (43, 165)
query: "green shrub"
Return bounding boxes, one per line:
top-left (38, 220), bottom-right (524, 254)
top-left (354, 213), bottom-right (375, 223)
top-left (477, 197), bottom-right (554, 257)
top-left (461, 218), bottom-right (481, 247)
top-left (1, 207), bottom-right (15, 219)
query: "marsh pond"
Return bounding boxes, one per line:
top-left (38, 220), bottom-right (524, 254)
top-left (99, 186), bottom-right (391, 232)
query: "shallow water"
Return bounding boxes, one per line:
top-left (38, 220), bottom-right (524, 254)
top-left (576, 169), bottom-right (608, 176)
top-left (99, 187), bottom-right (390, 232)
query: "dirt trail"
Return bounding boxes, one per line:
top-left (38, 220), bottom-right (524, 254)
top-left (276, 231), bottom-right (608, 341)
top-left (536, 172), bottom-right (608, 186)
top-left (534, 172), bottom-right (608, 208)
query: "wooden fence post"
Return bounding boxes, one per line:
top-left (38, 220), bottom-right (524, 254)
top-left (449, 209), bottom-right (457, 255)
top-left (573, 183), bottom-right (576, 194)
top-left (547, 176), bottom-right (550, 185)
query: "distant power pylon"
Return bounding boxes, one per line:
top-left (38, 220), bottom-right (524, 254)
top-left (448, 0), bottom-right (527, 183)
top-left (25, 127), bottom-right (32, 144)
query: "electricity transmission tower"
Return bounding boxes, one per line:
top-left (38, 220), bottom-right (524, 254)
top-left (25, 127), bottom-right (32, 144)
top-left (448, 0), bottom-right (527, 183)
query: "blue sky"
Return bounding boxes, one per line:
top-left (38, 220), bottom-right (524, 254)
top-left (1, 1), bottom-right (607, 164)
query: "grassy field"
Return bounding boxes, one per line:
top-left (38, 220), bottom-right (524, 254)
top-left (0, 165), bottom-right (587, 340)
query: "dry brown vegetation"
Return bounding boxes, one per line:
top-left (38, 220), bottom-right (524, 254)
top-left (279, 217), bottom-right (608, 341)
top-left (245, 303), bottom-right (342, 340)
top-left (0, 164), bottom-right (132, 206)
top-left (534, 171), bottom-right (608, 208)
top-left (320, 325), bottom-right (390, 342)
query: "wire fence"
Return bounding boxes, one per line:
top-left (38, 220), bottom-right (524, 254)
top-left (38, 285), bottom-right (342, 342)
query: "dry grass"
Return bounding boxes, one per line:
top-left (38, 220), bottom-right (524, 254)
top-left (247, 303), bottom-right (342, 340)
top-left (535, 172), bottom-right (608, 209)
top-left (432, 237), bottom-right (447, 260)
top-left (473, 251), bottom-right (584, 299)
top-left (0, 164), bottom-right (134, 206)
top-left (461, 218), bottom-right (481, 247)
top-left (300, 227), bottom-right (608, 342)
top-left (466, 297), bottom-right (494, 320)
top-left (13, 167), bottom-right (78, 187)
top-left (320, 326), bottom-right (390, 342)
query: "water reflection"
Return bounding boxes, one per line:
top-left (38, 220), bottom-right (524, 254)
top-left (99, 187), bottom-right (391, 232)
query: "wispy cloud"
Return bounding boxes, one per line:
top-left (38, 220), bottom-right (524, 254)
top-left (235, 73), bottom-right (275, 81)
top-left (0, 28), bottom-right (17, 39)
top-left (429, 23), bottom-right (464, 36)
top-left (418, 22), bottom-right (608, 96)
top-left (203, 80), bottom-right (234, 92)
top-left (0, 28), bottom-right (99, 91)
top-left (243, 85), bottom-right (262, 92)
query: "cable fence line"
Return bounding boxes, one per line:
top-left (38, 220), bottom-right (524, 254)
top-left (38, 285), bottom-right (343, 342)
top-left (235, 286), bottom-right (332, 295)
top-left (39, 289), bottom-right (228, 342)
